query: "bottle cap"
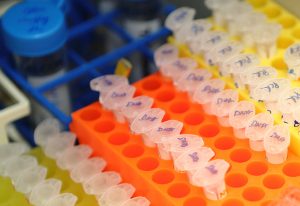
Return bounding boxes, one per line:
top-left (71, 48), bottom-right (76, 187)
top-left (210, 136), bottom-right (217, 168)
top-left (2, 2), bottom-right (67, 57)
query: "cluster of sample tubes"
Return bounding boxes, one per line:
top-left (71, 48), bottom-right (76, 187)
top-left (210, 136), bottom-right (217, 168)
top-left (160, 3), bottom-right (300, 165)
top-left (0, 120), bottom-right (150, 206)
top-left (91, 74), bottom-right (230, 201)
top-left (0, 142), bottom-right (78, 206)
top-left (33, 119), bottom-right (151, 206)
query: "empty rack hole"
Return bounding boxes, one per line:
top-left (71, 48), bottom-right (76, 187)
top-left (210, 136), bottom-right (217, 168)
top-left (156, 90), bottom-right (175, 102)
top-left (222, 199), bottom-right (244, 206)
top-left (170, 101), bottom-right (190, 113)
top-left (242, 187), bottom-right (265, 201)
top-left (263, 6), bottom-right (281, 19)
top-left (214, 136), bottom-right (236, 150)
top-left (94, 120), bottom-right (115, 133)
top-left (184, 197), bottom-right (207, 206)
top-left (122, 144), bottom-right (144, 158)
top-left (226, 173), bottom-right (248, 188)
top-left (199, 124), bottom-right (220, 138)
top-left (247, 0), bottom-right (267, 8)
top-left (142, 78), bottom-right (162, 91)
top-left (283, 162), bottom-right (300, 177)
top-left (230, 149), bottom-right (252, 163)
top-left (108, 132), bottom-right (130, 145)
top-left (292, 27), bottom-right (300, 39)
top-left (277, 36), bottom-right (294, 49)
top-left (278, 16), bottom-right (296, 29)
top-left (137, 157), bottom-right (159, 171)
top-left (152, 170), bottom-right (175, 184)
top-left (263, 174), bottom-right (285, 189)
top-left (271, 58), bottom-right (288, 70)
top-left (246, 161), bottom-right (268, 176)
top-left (168, 183), bottom-right (190, 198)
top-left (80, 109), bottom-right (101, 121)
top-left (184, 112), bottom-right (204, 125)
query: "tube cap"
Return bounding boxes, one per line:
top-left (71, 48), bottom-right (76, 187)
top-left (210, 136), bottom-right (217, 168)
top-left (1, 2), bottom-right (67, 57)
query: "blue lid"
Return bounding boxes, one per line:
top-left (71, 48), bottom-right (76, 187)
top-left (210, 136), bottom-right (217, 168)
top-left (25, 0), bottom-right (70, 14)
top-left (1, 2), bottom-right (67, 57)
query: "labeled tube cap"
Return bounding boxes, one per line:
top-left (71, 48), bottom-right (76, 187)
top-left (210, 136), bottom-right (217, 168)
top-left (44, 131), bottom-right (76, 159)
top-left (1, 2), bottom-right (67, 57)
top-left (14, 165), bottom-right (47, 195)
top-left (70, 157), bottom-right (107, 183)
top-left (264, 124), bottom-right (290, 164)
top-left (90, 75), bottom-right (129, 95)
top-left (173, 147), bottom-right (215, 173)
top-left (130, 108), bottom-right (165, 135)
top-left (83, 171), bottom-right (122, 196)
top-left (191, 159), bottom-right (230, 200)
top-left (244, 66), bottom-right (278, 87)
top-left (284, 43), bottom-right (300, 79)
top-left (193, 79), bottom-right (226, 104)
top-left (161, 58), bottom-right (198, 82)
top-left (175, 69), bottom-right (212, 95)
top-left (98, 183), bottom-right (135, 206)
top-left (165, 7), bottom-right (196, 32)
top-left (245, 112), bottom-right (274, 151)
top-left (277, 88), bottom-right (300, 115)
top-left (154, 44), bottom-right (179, 68)
top-left (45, 193), bottom-right (78, 206)
top-left (34, 118), bottom-right (61, 148)
top-left (29, 178), bottom-right (62, 206)
top-left (121, 96), bottom-right (154, 123)
top-left (57, 145), bottom-right (93, 170)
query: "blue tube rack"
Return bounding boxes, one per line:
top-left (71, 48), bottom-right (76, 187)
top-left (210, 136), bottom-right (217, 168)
top-left (0, 0), bottom-right (174, 144)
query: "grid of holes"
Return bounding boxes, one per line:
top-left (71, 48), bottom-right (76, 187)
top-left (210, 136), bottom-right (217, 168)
top-left (136, 76), bottom-right (300, 205)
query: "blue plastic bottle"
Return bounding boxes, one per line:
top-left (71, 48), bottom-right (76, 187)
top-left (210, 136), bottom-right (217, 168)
top-left (1, 2), bottom-right (70, 123)
top-left (25, 0), bottom-right (70, 14)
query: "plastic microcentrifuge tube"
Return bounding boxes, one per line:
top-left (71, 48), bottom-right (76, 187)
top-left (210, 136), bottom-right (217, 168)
top-left (284, 43), bottom-right (300, 80)
top-left (264, 124), bottom-right (290, 164)
top-left (34, 118), bottom-right (61, 148)
top-left (229, 100), bottom-right (255, 139)
top-left (165, 7), bottom-right (196, 32)
top-left (211, 89), bottom-right (239, 127)
top-left (56, 145), bottom-right (93, 171)
top-left (0, 142), bottom-right (29, 165)
top-left (90, 74), bottom-right (129, 103)
top-left (154, 44), bottom-right (179, 69)
top-left (191, 159), bottom-right (230, 200)
top-left (206, 41), bottom-right (243, 68)
top-left (245, 112), bottom-right (274, 151)
top-left (83, 171), bottom-right (122, 196)
top-left (277, 88), bottom-right (300, 125)
top-left (121, 196), bottom-right (150, 206)
top-left (98, 183), bottom-right (135, 206)
top-left (70, 157), bottom-right (107, 183)
top-left (14, 165), bottom-right (47, 196)
top-left (44, 131), bottom-right (76, 159)
top-left (253, 23), bottom-right (282, 59)
top-left (45, 193), bottom-right (78, 206)
top-left (102, 84), bottom-right (136, 122)
top-left (204, 0), bottom-right (238, 27)
top-left (161, 58), bottom-right (198, 82)
top-left (192, 31), bottom-right (228, 55)
top-left (235, 12), bottom-right (267, 47)
top-left (174, 147), bottom-right (215, 180)
top-left (121, 96), bottom-right (154, 123)
top-left (169, 134), bottom-right (204, 160)
top-left (244, 66), bottom-right (278, 97)
top-left (193, 78), bottom-right (226, 114)
top-left (175, 69), bottom-right (212, 96)
top-left (174, 19), bottom-right (211, 45)
top-left (3, 155), bottom-right (38, 182)
top-left (146, 120), bottom-right (183, 159)
top-left (252, 78), bottom-right (290, 114)
top-left (223, 53), bottom-right (259, 88)
top-left (130, 108), bottom-right (165, 144)
top-left (29, 178), bottom-right (62, 206)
